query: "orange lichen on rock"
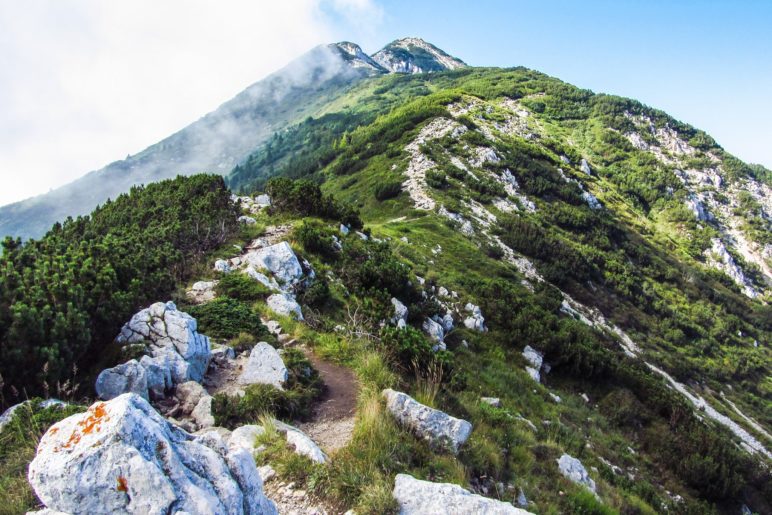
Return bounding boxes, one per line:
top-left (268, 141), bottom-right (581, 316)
top-left (116, 476), bottom-right (128, 492)
top-left (60, 402), bottom-right (111, 450)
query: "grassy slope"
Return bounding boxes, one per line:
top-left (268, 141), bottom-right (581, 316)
top-left (228, 68), bottom-right (771, 513)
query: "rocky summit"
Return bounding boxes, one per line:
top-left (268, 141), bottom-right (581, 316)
top-left (0, 34), bottom-right (770, 515)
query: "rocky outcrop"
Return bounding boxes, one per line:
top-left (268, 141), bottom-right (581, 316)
top-left (580, 159), bottom-right (592, 175)
top-left (391, 297), bottom-right (409, 328)
top-left (463, 303), bottom-right (486, 332)
top-left (272, 420), bottom-right (328, 464)
top-left (116, 301), bottom-right (211, 386)
top-left (383, 389), bottom-right (472, 454)
top-left (238, 342), bottom-right (288, 390)
top-left (266, 293), bottom-right (304, 320)
top-left (173, 381), bottom-right (215, 431)
top-left (229, 424), bottom-right (265, 453)
top-left (95, 360), bottom-right (148, 401)
top-left (392, 473), bottom-right (533, 514)
top-left (28, 394), bottom-right (277, 515)
top-left (522, 345), bottom-right (543, 383)
top-left (557, 453), bottom-right (597, 493)
top-left (422, 318), bottom-right (445, 351)
top-left (705, 237), bottom-right (757, 298)
top-left (214, 259), bottom-right (232, 273)
top-left (186, 280), bottom-right (218, 304)
top-left (242, 242), bottom-right (304, 287)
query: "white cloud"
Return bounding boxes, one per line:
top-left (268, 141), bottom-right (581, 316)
top-left (0, 0), bottom-right (381, 206)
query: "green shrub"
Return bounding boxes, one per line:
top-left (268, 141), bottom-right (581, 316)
top-left (379, 326), bottom-right (451, 369)
top-left (266, 177), bottom-right (362, 228)
top-left (215, 272), bottom-right (271, 301)
top-left (212, 347), bottom-right (322, 427)
top-left (188, 298), bottom-right (268, 340)
top-left (0, 399), bottom-right (85, 513)
top-left (563, 489), bottom-right (616, 515)
top-left (294, 220), bottom-right (338, 258)
top-left (426, 170), bottom-right (448, 189)
top-left (300, 279), bottom-right (331, 309)
top-left (374, 181), bottom-right (403, 201)
top-left (0, 174), bottom-right (238, 398)
top-left (226, 332), bottom-right (259, 353)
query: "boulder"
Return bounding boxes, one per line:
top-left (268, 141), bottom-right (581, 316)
top-left (186, 280), bottom-right (218, 304)
top-left (139, 355), bottom-right (173, 399)
top-left (434, 312), bottom-right (454, 333)
top-left (246, 267), bottom-right (280, 291)
top-left (340, 224), bottom-right (350, 235)
top-left (254, 194), bottom-right (271, 208)
top-left (580, 158), bottom-right (592, 175)
top-left (522, 346), bottom-right (543, 382)
top-left (238, 215), bottom-right (257, 225)
top-left (95, 359), bottom-right (148, 401)
top-left (242, 242), bottom-right (304, 286)
top-left (557, 453), bottom-right (597, 493)
top-left (391, 298), bottom-right (409, 325)
top-left (237, 342), bottom-right (288, 390)
top-left (229, 425), bottom-right (265, 453)
top-left (525, 367), bottom-right (540, 383)
top-left (191, 395), bottom-right (215, 429)
top-left (214, 259), bottom-right (231, 273)
top-left (383, 389), bottom-right (472, 454)
top-left (481, 397), bottom-right (501, 408)
top-left (463, 303), bottom-right (486, 332)
top-left (28, 394), bottom-right (277, 515)
top-left (116, 301), bottom-right (211, 385)
top-left (266, 293), bottom-right (304, 321)
top-left (392, 474), bottom-right (533, 514)
top-left (275, 421), bottom-right (328, 464)
top-left (422, 318), bottom-right (444, 343)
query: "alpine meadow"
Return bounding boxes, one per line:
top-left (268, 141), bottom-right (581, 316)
top-left (0, 36), bottom-right (770, 515)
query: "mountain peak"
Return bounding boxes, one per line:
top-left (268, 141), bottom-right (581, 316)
top-left (372, 37), bottom-right (466, 74)
top-left (329, 41), bottom-right (387, 74)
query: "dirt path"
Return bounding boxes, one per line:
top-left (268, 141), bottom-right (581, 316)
top-left (298, 349), bottom-right (358, 453)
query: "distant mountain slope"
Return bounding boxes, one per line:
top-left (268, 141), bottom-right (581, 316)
top-left (0, 38), bottom-right (464, 241)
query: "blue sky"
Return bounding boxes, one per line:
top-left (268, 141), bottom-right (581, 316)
top-left (350, 0), bottom-right (772, 170)
top-left (1, 1), bottom-right (770, 206)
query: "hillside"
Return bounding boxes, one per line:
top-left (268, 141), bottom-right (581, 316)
top-left (0, 38), bottom-right (467, 241)
top-left (0, 38), bottom-right (770, 515)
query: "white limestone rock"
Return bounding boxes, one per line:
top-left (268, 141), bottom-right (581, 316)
top-left (254, 194), bottom-right (271, 208)
top-left (558, 453), bottom-right (597, 493)
top-left (275, 421), bottom-right (328, 464)
top-left (391, 297), bottom-right (409, 325)
top-left (392, 473), bottom-right (533, 514)
top-left (95, 359), bottom-right (148, 401)
top-left (139, 355), bottom-right (173, 400)
top-left (116, 301), bottom-right (211, 385)
top-left (214, 259), bottom-right (231, 273)
top-left (523, 345), bottom-right (543, 381)
top-left (383, 389), bottom-right (472, 454)
top-left (580, 158), bottom-right (592, 175)
top-left (266, 293), bottom-right (304, 320)
top-left (238, 215), bottom-right (257, 225)
top-left (463, 303), bottom-right (486, 332)
top-left (422, 318), bottom-right (445, 343)
top-left (237, 342), bottom-right (288, 390)
top-left (243, 242), bottom-right (304, 287)
top-left (186, 280), bottom-right (218, 304)
top-left (243, 267), bottom-right (279, 292)
top-left (229, 425), bottom-right (266, 453)
top-left (28, 394), bottom-right (277, 515)
top-left (481, 397), bottom-right (501, 408)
